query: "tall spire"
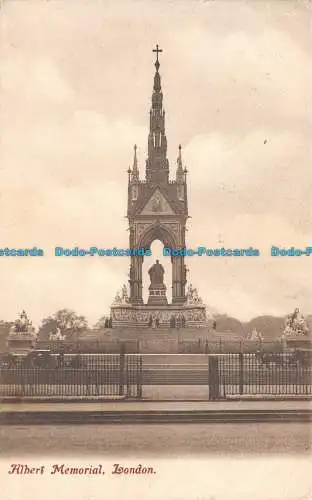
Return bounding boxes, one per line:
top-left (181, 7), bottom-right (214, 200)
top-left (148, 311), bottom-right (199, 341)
top-left (146, 44), bottom-right (169, 184)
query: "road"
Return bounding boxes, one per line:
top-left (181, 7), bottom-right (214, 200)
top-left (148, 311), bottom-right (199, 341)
top-left (1, 421), bottom-right (311, 456)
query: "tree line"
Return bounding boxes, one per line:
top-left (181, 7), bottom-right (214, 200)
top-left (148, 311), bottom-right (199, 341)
top-left (0, 309), bottom-right (111, 342)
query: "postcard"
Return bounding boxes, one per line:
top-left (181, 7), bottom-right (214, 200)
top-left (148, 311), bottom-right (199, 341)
top-left (1, 1), bottom-right (311, 499)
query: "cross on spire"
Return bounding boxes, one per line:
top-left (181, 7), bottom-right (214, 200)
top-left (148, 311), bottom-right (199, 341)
top-left (153, 44), bottom-right (162, 71)
top-left (153, 44), bottom-right (162, 61)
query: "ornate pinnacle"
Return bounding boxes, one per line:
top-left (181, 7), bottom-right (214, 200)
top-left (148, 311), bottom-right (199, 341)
top-left (177, 144), bottom-right (183, 170)
top-left (176, 144), bottom-right (184, 185)
top-left (132, 144), bottom-right (139, 181)
top-left (133, 144), bottom-right (138, 169)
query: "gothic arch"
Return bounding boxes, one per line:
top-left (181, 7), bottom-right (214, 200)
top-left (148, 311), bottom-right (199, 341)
top-left (138, 223), bottom-right (177, 251)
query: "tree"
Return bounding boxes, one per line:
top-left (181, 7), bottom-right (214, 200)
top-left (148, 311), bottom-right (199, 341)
top-left (39, 309), bottom-right (88, 340)
top-left (0, 321), bottom-right (14, 351)
top-left (93, 315), bottom-right (111, 330)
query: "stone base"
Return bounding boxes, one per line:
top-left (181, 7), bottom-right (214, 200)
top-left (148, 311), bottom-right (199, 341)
top-left (147, 284), bottom-right (168, 306)
top-left (111, 303), bottom-right (206, 329)
top-left (286, 336), bottom-right (312, 349)
top-left (7, 334), bottom-right (37, 353)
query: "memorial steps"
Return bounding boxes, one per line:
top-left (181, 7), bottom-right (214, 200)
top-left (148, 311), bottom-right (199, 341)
top-left (76, 328), bottom-right (246, 354)
top-left (100, 327), bottom-right (211, 345)
top-left (98, 328), bottom-right (243, 343)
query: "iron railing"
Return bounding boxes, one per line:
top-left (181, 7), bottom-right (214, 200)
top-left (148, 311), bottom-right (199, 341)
top-left (0, 354), bottom-right (143, 399)
top-left (209, 352), bottom-right (312, 399)
top-left (1, 352), bottom-right (311, 400)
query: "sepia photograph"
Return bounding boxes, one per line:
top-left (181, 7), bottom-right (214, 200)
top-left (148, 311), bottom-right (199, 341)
top-left (0, 0), bottom-right (312, 499)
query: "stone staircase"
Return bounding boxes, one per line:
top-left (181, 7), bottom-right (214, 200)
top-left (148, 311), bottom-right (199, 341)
top-left (97, 327), bottom-right (212, 354)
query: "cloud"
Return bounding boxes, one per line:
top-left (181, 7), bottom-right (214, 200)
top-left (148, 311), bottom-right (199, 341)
top-left (2, 56), bottom-right (74, 102)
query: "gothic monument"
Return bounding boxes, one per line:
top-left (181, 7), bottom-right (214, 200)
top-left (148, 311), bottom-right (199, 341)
top-left (111, 46), bottom-right (206, 329)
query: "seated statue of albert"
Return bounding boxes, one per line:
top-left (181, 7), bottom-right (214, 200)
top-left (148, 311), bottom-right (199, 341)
top-left (148, 259), bottom-right (165, 289)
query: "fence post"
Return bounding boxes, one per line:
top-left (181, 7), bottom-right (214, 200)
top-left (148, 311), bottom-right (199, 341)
top-left (136, 356), bottom-right (143, 399)
top-left (19, 366), bottom-right (25, 396)
top-left (209, 356), bottom-right (220, 400)
top-left (119, 343), bottom-right (125, 396)
top-left (239, 352), bottom-right (244, 395)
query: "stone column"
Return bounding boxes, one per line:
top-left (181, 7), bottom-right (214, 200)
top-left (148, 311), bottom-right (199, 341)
top-left (172, 255), bottom-right (186, 304)
top-left (171, 256), bottom-right (177, 302)
top-left (130, 256), bottom-right (143, 304)
top-left (137, 256), bottom-right (143, 304)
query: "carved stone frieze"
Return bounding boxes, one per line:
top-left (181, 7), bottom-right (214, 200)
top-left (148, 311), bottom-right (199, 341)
top-left (162, 222), bottom-right (180, 245)
top-left (136, 223), bottom-right (152, 240)
top-left (111, 305), bottom-right (206, 324)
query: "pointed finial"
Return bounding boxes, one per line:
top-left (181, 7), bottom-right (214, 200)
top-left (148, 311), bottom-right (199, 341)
top-left (131, 144), bottom-right (139, 182)
top-left (133, 144), bottom-right (138, 170)
top-left (177, 144), bottom-right (183, 169)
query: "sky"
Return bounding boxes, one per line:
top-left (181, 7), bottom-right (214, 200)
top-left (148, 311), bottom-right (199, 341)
top-left (0, 0), bottom-right (311, 326)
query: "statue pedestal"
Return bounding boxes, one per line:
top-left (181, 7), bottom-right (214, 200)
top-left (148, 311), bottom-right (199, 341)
top-left (147, 283), bottom-right (168, 306)
top-left (110, 303), bottom-right (206, 329)
top-left (286, 336), bottom-right (312, 350)
top-left (7, 331), bottom-right (37, 353)
top-left (7, 311), bottom-right (37, 353)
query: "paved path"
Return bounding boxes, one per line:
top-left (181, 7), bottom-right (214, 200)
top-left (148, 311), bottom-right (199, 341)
top-left (1, 400), bottom-right (311, 424)
top-left (1, 399), bottom-right (312, 412)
